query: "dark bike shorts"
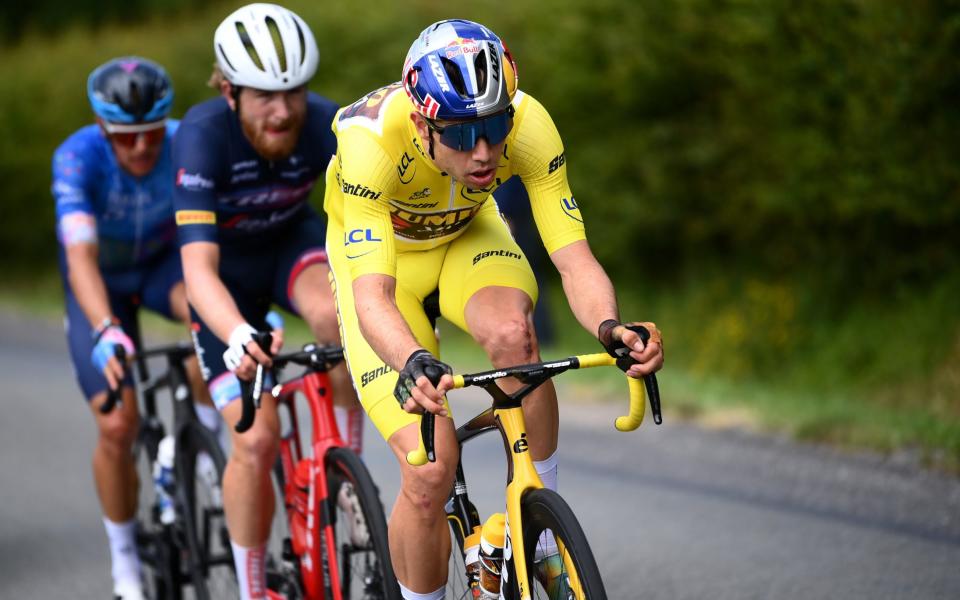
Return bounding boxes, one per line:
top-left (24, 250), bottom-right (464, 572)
top-left (189, 210), bottom-right (328, 410)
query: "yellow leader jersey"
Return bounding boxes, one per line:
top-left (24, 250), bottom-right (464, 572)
top-left (324, 82), bottom-right (586, 280)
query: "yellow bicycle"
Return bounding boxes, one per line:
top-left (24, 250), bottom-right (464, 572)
top-left (407, 342), bottom-right (662, 600)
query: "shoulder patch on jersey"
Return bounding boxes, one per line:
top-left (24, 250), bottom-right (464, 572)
top-left (337, 83), bottom-right (405, 136)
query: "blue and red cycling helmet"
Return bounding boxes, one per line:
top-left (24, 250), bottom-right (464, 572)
top-left (402, 19), bottom-right (518, 122)
top-left (87, 56), bottom-right (174, 124)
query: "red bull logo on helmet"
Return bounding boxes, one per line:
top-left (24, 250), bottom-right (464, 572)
top-left (445, 37), bottom-right (482, 59)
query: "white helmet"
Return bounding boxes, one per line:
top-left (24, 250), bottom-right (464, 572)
top-left (214, 3), bottom-right (319, 91)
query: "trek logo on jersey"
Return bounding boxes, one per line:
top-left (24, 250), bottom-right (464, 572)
top-left (341, 179), bottom-right (382, 200)
top-left (345, 228), bottom-right (382, 244)
top-left (428, 55), bottom-right (451, 93)
top-left (397, 152), bottom-right (416, 184)
top-left (175, 210), bottom-right (216, 226)
top-left (390, 205), bottom-right (481, 240)
top-left (548, 152), bottom-right (566, 174)
top-left (176, 168), bottom-right (214, 190)
top-left (361, 364), bottom-right (393, 387)
top-left (561, 197), bottom-right (583, 223)
top-left (473, 249), bottom-right (522, 265)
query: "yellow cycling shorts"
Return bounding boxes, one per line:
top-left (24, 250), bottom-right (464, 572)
top-left (327, 207), bottom-right (539, 442)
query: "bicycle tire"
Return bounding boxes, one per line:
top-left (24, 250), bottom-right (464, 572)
top-left (176, 422), bottom-right (237, 600)
top-left (509, 488), bottom-right (607, 600)
top-left (134, 419), bottom-right (181, 600)
top-left (325, 447), bottom-right (401, 600)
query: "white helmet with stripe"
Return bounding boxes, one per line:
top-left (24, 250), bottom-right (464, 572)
top-left (214, 3), bottom-right (318, 91)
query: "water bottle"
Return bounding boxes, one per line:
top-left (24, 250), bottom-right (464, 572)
top-left (153, 435), bottom-right (176, 525)
top-left (478, 513), bottom-right (506, 598)
top-left (461, 527), bottom-right (483, 597)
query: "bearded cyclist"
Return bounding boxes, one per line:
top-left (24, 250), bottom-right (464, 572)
top-left (324, 20), bottom-right (664, 599)
top-left (54, 57), bottom-right (217, 600)
top-left (173, 4), bottom-right (361, 598)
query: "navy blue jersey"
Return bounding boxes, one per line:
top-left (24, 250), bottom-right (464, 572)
top-left (52, 121), bottom-right (180, 269)
top-left (172, 93), bottom-right (338, 246)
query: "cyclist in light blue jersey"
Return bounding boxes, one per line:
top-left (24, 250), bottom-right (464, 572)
top-left (54, 56), bottom-right (215, 600)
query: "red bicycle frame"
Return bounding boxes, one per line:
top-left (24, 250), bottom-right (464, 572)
top-left (274, 367), bottom-right (346, 600)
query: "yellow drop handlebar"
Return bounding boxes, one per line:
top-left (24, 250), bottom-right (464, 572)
top-left (406, 353), bottom-right (655, 466)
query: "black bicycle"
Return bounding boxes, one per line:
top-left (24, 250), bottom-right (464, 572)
top-left (104, 341), bottom-right (234, 599)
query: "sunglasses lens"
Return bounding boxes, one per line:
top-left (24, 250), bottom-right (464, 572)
top-left (107, 123), bottom-right (166, 148)
top-left (111, 132), bottom-right (139, 147)
top-left (436, 111), bottom-right (512, 151)
top-left (142, 127), bottom-right (166, 145)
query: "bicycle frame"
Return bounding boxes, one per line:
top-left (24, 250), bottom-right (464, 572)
top-left (434, 352), bottom-right (656, 600)
top-left (273, 360), bottom-right (347, 600)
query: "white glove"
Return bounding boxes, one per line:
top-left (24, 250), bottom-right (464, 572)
top-left (223, 323), bottom-right (257, 372)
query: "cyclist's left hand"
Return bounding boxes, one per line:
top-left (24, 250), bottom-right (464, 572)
top-left (599, 320), bottom-right (663, 378)
top-left (394, 350), bottom-right (453, 416)
top-left (265, 310), bottom-right (285, 355)
top-left (91, 324), bottom-right (136, 390)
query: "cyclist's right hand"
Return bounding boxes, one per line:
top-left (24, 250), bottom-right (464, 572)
top-left (393, 349), bottom-right (453, 416)
top-left (224, 322), bottom-right (273, 380)
top-left (91, 323), bottom-right (135, 390)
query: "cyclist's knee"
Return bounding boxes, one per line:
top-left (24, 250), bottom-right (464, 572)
top-left (300, 295), bottom-right (339, 343)
top-left (230, 426), bottom-right (279, 469)
top-left (400, 457), bottom-right (456, 516)
top-left (96, 402), bottom-right (138, 449)
top-left (476, 315), bottom-right (537, 365)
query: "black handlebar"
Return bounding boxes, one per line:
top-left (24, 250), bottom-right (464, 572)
top-left (234, 334), bottom-right (345, 434)
top-left (99, 345), bottom-right (127, 414)
top-left (635, 327), bottom-right (662, 425)
top-left (418, 364), bottom-right (447, 463)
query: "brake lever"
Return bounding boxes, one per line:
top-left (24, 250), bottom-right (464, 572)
top-left (99, 344), bottom-right (127, 414)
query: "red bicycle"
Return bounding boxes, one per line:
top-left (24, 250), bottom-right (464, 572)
top-left (235, 336), bottom-right (400, 600)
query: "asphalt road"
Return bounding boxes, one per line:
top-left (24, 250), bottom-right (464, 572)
top-left (1, 310), bottom-right (958, 599)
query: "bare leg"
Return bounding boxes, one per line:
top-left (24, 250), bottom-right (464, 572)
top-left (90, 387), bottom-right (140, 520)
top-left (386, 419), bottom-right (459, 593)
top-left (464, 286), bottom-right (558, 460)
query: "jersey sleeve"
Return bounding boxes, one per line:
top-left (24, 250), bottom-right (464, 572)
top-left (172, 120), bottom-right (220, 246)
top-left (337, 127), bottom-right (398, 279)
top-left (52, 138), bottom-right (98, 247)
top-left (510, 94), bottom-right (586, 255)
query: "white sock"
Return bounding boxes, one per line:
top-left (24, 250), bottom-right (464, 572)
top-left (335, 405), bottom-right (365, 455)
top-left (533, 450), bottom-right (559, 492)
top-left (102, 517), bottom-right (141, 589)
top-left (398, 581), bottom-right (445, 600)
top-left (230, 541), bottom-right (267, 600)
top-left (533, 451), bottom-right (560, 559)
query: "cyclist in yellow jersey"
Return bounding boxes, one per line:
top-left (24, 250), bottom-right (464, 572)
top-left (324, 19), bottom-right (664, 599)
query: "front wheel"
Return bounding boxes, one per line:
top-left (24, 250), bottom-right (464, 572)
top-left (176, 422), bottom-right (237, 600)
top-left (325, 447), bottom-right (401, 600)
top-left (134, 419), bottom-right (180, 600)
top-left (510, 488), bottom-right (607, 600)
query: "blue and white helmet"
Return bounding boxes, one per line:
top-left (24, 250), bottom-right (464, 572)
top-left (402, 19), bottom-right (518, 121)
top-left (87, 57), bottom-right (173, 124)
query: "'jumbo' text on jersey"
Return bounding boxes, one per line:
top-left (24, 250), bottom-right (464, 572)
top-left (324, 84), bottom-right (585, 279)
top-left (52, 122), bottom-right (180, 270)
top-left (173, 93), bottom-right (338, 246)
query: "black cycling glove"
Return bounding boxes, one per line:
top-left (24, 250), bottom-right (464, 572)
top-left (598, 319), bottom-right (662, 373)
top-left (393, 349), bottom-right (453, 406)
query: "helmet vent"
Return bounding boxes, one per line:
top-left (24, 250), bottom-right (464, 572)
top-left (474, 52), bottom-right (488, 94)
top-left (294, 20), bottom-right (307, 66)
top-left (217, 44), bottom-right (237, 72)
top-left (441, 57), bottom-right (470, 99)
top-left (235, 22), bottom-right (265, 71)
top-left (264, 16), bottom-right (287, 72)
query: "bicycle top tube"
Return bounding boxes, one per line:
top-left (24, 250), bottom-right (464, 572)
top-left (406, 351), bottom-right (662, 466)
top-left (100, 341), bottom-right (196, 414)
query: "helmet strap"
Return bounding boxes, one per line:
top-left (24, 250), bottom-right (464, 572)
top-left (231, 84), bottom-right (243, 119)
top-left (427, 129), bottom-right (436, 160)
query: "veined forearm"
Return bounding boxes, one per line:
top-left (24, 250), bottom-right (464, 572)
top-left (65, 244), bottom-right (113, 328)
top-left (181, 243), bottom-right (246, 343)
top-left (354, 275), bottom-right (423, 370)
